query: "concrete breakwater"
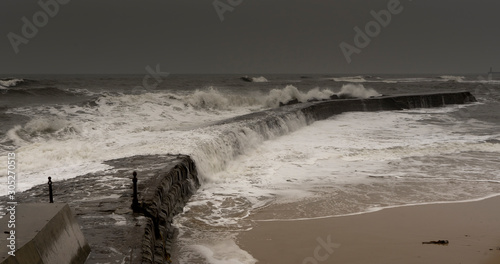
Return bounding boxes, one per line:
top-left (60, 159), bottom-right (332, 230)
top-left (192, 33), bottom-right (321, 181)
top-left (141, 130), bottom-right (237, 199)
top-left (134, 91), bottom-right (477, 263)
top-left (136, 156), bottom-right (199, 263)
top-left (306, 91), bottom-right (476, 120)
top-left (0, 91), bottom-right (476, 263)
top-left (221, 91), bottom-right (476, 125)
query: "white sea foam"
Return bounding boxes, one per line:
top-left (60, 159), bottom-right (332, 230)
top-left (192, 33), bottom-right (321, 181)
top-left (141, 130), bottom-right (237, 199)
top-left (331, 76), bottom-right (367, 83)
top-left (257, 193), bottom-right (500, 222)
top-left (187, 87), bottom-right (263, 110)
top-left (329, 76), bottom-right (440, 83)
top-left (263, 84), bottom-right (380, 107)
top-left (172, 103), bottom-right (500, 263)
top-left (338, 83), bottom-right (381, 98)
top-left (439, 75), bottom-right (466, 82)
top-left (251, 76), bottom-right (268, 83)
top-left (186, 239), bottom-right (257, 264)
top-left (0, 86), bottom-right (330, 193)
top-left (264, 85), bottom-right (334, 107)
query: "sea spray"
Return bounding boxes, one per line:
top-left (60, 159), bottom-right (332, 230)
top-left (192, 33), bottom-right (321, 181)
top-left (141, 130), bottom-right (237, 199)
top-left (264, 85), bottom-right (334, 107)
top-left (338, 83), bottom-right (381, 98)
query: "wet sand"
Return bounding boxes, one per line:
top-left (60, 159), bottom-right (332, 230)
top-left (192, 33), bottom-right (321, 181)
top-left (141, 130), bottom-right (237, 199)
top-left (238, 195), bottom-right (500, 264)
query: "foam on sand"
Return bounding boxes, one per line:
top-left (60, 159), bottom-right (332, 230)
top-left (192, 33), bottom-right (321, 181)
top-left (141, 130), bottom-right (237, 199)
top-left (237, 195), bottom-right (500, 264)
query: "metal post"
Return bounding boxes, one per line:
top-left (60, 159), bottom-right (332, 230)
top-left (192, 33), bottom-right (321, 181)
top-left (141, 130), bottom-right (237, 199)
top-left (132, 171), bottom-right (139, 211)
top-left (48, 177), bottom-right (53, 203)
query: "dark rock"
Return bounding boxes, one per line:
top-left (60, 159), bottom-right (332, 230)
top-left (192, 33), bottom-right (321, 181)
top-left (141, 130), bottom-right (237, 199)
top-left (337, 94), bottom-right (356, 99)
top-left (279, 98), bottom-right (300, 107)
top-left (240, 76), bottom-right (253, 82)
top-left (422, 240), bottom-right (449, 245)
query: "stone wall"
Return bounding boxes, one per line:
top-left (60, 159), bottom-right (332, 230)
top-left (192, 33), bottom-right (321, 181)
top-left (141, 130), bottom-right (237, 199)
top-left (135, 156), bottom-right (199, 264)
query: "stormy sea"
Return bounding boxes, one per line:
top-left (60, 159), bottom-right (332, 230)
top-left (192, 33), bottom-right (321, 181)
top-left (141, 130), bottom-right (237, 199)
top-left (1, 74), bottom-right (499, 263)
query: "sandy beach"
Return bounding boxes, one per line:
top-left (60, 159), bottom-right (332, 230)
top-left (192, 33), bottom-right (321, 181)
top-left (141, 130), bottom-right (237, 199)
top-left (238, 195), bottom-right (500, 264)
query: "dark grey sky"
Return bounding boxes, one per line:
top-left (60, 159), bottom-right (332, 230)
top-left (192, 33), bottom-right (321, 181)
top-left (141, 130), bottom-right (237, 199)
top-left (1, 0), bottom-right (499, 74)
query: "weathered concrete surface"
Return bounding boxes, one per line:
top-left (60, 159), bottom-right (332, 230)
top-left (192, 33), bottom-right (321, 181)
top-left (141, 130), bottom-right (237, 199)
top-left (0, 203), bottom-right (90, 264)
top-left (0, 154), bottom-right (198, 264)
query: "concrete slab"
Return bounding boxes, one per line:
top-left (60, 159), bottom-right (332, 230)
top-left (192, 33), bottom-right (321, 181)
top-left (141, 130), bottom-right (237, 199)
top-left (0, 203), bottom-right (90, 264)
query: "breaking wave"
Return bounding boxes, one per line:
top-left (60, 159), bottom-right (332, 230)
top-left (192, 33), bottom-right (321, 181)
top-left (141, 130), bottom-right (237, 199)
top-left (338, 83), bottom-right (381, 99)
top-left (439, 75), bottom-right (466, 82)
top-left (186, 87), bottom-right (262, 110)
top-left (186, 84), bottom-right (381, 109)
top-left (251, 76), bottom-right (268, 83)
top-left (7, 117), bottom-right (81, 146)
top-left (331, 76), bottom-right (367, 83)
top-left (264, 86), bottom-right (334, 107)
top-left (2, 84), bottom-right (382, 191)
top-left (0, 78), bottom-right (26, 88)
top-left (240, 76), bottom-right (269, 83)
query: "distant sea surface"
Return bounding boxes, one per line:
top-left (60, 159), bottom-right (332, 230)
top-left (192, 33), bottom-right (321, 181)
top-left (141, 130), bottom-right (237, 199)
top-left (1, 74), bottom-right (499, 263)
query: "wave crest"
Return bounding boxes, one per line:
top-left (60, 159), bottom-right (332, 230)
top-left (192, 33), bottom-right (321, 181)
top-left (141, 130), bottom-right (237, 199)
top-left (264, 85), bottom-right (334, 107)
top-left (186, 87), bottom-right (262, 110)
top-left (439, 75), bottom-right (465, 82)
top-left (0, 78), bottom-right (25, 88)
top-left (252, 76), bottom-right (268, 83)
top-left (7, 117), bottom-right (81, 145)
top-left (186, 85), bottom-right (381, 110)
top-left (240, 76), bottom-right (269, 83)
top-left (331, 76), bottom-right (367, 83)
top-left (338, 84), bottom-right (381, 99)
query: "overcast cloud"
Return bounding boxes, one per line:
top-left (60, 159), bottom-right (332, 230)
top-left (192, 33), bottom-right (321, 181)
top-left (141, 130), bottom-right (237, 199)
top-left (1, 0), bottom-right (499, 74)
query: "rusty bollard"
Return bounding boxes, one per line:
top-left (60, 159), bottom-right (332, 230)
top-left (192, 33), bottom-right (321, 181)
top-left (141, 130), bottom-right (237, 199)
top-left (132, 171), bottom-right (139, 212)
top-left (48, 177), bottom-right (54, 203)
